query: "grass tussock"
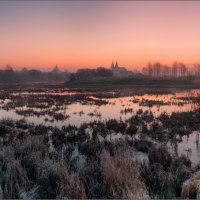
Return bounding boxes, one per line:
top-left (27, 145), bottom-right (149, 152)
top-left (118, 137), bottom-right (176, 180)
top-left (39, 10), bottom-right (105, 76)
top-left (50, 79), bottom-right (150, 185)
top-left (0, 146), bottom-right (28, 199)
top-left (181, 171), bottom-right (200, 199)
top-left (60, 170), bottom-right (86, 199)
top-left (101, 149), bottom-right (149, 199)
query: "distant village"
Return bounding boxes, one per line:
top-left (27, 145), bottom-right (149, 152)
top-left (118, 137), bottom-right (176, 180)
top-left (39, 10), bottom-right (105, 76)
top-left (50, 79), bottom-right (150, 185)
top-left (110, 61), bottom-right (133, 77)
top-left (0, 61), bottom-right (200, 83)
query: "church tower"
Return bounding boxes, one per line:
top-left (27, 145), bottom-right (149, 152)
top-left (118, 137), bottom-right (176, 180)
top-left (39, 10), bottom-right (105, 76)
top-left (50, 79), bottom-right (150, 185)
top-left (111, 61), bottom-right (115, 69)
top-left (115, 61), bottom-right (119, 68)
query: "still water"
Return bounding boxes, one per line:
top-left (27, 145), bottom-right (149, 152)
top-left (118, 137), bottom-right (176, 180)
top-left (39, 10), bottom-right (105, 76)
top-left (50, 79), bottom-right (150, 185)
top-left (0, 88), bottom-right (199, 165)
top-left (0, 89), bottom-right (199, 127)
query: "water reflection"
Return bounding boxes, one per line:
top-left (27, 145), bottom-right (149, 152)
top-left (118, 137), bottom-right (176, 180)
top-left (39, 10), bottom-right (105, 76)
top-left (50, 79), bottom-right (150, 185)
top-left (168, 131), bottom-right (200, 166)
top-left (0, 88), bottom-right (200, 166)
top-left (0, 89), bottom-right (199, 127)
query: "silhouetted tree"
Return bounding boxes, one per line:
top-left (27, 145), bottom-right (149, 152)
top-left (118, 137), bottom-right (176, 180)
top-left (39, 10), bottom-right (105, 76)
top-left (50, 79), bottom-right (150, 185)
top-left (96, 67), bottom-right (112, 77)
top-left (4, 64), bottom-right (15, 82)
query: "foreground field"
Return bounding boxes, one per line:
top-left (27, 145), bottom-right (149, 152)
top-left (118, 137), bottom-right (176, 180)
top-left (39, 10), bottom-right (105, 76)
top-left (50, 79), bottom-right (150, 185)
top-left (0, 83), bottom-right (200, 199)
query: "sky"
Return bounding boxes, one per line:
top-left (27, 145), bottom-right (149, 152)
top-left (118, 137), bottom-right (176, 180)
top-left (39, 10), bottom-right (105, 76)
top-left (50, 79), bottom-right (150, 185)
top-left (1, 1), bottom-right (200, 71)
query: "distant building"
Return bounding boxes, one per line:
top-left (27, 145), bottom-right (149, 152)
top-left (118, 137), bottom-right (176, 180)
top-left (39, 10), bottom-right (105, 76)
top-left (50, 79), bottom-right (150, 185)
top-left (110, 61), bottom-right (133, 77)
top-left (51, 65), bottom-right (61, 74)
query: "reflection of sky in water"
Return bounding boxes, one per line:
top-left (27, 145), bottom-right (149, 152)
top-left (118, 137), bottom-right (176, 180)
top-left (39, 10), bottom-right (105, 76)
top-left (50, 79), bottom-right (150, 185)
top-left (0, 99), bottom-right (194, 127)
top-left (0, 89), bottom-right (199, 127)
top-left (0, 88), bottom-right (200, 165)
top-left (168, 131), bottom-right (200, 166)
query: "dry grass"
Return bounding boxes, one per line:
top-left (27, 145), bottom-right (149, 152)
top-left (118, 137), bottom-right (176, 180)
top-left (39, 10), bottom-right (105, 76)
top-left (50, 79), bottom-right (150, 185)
top-left (0, 146), bottom-right (28, 199)
top-left (101, 149), bottom-right (149, 199)
top-left (36, 158), bottom-right (86, 199)
top-left (15, 135), bottom-right (48, 158)
top-left (30, 136), bottom-right (48, 159)
top-left (181, 171), bottom-right (200, 199)
top-left (60, 170), bottom-right (86, 199)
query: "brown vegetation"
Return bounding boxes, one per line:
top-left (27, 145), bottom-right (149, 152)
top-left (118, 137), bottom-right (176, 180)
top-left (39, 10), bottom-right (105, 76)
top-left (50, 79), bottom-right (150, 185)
top-left (181, 171), bottom-right (200, 199)
top-left (101, 149), bottom-right (149, 199)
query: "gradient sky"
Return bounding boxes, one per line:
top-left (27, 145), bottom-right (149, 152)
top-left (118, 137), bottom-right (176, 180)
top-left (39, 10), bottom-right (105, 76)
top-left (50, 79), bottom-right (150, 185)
top-left (1, 1), bottom-right (200, 71)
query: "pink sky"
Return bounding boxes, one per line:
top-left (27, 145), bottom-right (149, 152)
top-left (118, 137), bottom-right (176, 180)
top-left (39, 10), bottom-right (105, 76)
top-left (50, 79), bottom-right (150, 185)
top-left (1, 1), bottom-right (200, 71)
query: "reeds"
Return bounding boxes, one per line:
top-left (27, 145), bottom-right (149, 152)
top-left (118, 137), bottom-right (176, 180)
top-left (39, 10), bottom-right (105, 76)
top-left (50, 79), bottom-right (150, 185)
top-left (101, 149), bottom-right (149, 199)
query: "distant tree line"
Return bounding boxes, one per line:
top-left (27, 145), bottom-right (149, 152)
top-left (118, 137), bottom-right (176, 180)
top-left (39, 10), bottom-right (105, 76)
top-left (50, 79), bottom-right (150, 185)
top-left (1, 62), bottom-right (200, 84)
top-left (0, 65), bottom-right (70, 83)
top-left (142, 62), bottom-right (200, 78)
top-left (70, 67), bottom-right (113, 81)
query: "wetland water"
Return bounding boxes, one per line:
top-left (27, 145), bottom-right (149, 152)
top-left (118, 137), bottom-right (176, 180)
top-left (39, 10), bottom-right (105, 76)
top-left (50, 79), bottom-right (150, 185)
top-left (0, 89), bottom-right (199, 126)
top-left (0, 88), bottom-right (200, 165)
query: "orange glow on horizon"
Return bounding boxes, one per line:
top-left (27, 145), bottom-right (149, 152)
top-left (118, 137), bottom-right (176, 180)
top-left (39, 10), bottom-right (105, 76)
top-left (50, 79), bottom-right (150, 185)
top-left (1, 1), bottom-right (200, 71)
